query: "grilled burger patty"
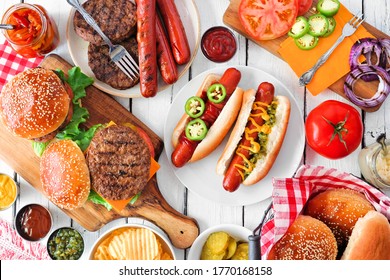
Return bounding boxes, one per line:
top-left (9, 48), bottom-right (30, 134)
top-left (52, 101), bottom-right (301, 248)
top-left (73, 0), bottom-right (137, 45)
top-left (86, 125), bottom-right (151, 201)
top-left (88, 37), bottom-right (139, 90)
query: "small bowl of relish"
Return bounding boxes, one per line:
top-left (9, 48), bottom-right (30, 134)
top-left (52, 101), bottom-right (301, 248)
top-left (47, 227), bottom-right (84, 260)
top-left (201, 26), bottom-right (237, 63)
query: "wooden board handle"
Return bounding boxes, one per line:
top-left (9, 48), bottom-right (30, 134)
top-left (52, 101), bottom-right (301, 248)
top-left (129, 177), bottom-right (199, 249)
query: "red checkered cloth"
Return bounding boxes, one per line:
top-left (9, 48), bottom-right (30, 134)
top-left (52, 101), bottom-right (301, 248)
top-left (0, 37), bottom-right (43, 91)
top-left (260, 164), bottom-right (390, 259)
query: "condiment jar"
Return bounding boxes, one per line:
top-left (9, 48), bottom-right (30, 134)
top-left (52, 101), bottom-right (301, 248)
top-left (1, 3), bottom-right (59, 58)
top-left (358, 136), bottom-right (390, 190)
top-left (0, 173), bottom-right (18, 211)
top-left (15, 203), bottom-right (53, 241)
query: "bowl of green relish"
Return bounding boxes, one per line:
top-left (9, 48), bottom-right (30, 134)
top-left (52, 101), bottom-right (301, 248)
top-left (47, 227), bottom-right (84, 260)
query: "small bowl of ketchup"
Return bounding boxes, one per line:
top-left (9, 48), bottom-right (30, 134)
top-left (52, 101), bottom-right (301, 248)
top-left (15, 203), bottom-right (52, 242)
top-left (201, 26), bottom-right (237, 63)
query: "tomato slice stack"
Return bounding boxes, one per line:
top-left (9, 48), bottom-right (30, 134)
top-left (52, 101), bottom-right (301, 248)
top-left (238, 0), bottom-right (300, 40)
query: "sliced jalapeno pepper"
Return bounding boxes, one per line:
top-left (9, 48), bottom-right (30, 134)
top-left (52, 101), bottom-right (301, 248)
top-left (185, 118), bottom-right (208, 141)
top-left (207, 83), bottom-right (227, 104)
top-left (322, 17), bottom-right (336, 37)
top-left (288, 16), bottom-right (309, 39)
top-left (308, 14), bottom-right (329, 37)
top-left (294, 33), bottom-right (319, 50)
top-left (317, 0), bottom-right (340, 17)
top-left (185, 96), bottom-right (205, 118)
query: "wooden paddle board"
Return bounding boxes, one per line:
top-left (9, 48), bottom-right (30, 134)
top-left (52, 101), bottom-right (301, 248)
top-left (0, 54), bottom-right (199, 249)
top-left (223, 0), bottom-right (390, 112)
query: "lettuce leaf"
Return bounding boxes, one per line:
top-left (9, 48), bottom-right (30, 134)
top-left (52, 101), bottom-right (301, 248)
top-left (33, 67), bottom-right (98, 156)
top-left (88, 190), bottom-right (112, 211)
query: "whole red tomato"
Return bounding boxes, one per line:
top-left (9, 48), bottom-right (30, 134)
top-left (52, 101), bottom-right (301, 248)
top-left (305, 100), bottom-right (363, 159)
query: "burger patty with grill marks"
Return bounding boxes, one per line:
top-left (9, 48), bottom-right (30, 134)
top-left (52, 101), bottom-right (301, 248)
top-left (73, 0), bottom-right (137, 45)
top-left (86, 125), bottom-right (151, 201)
top-left (88, 37), bottom-right (139, 90)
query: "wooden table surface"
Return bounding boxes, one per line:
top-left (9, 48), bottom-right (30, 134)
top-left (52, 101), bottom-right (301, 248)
top-left (1, 0), bottom-right (390, 260)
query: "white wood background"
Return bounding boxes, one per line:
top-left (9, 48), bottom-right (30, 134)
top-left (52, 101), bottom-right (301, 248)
top-left (0, 0), bottom-right (389, 260)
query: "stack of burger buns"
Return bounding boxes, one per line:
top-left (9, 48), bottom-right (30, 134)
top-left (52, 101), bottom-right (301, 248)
top-left (268, 188), bottom-right (390, 260)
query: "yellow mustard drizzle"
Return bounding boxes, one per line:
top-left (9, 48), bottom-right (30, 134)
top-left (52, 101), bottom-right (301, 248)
top-left (0, 174), bottom-right (17, 210)
top-left (233, 101), bottom-right (278, 181)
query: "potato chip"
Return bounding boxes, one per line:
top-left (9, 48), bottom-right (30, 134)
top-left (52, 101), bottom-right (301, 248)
top-left (107, 228), bottom-right (160, 260)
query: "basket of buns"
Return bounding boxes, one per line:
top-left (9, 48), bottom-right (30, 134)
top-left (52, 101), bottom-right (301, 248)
top-left (259, 165), bottom-right (390, 260)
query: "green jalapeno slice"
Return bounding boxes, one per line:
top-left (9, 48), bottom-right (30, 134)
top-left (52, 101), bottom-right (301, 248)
top-left (185, 96), bottom-right (205, 118)
top-left (185, 119), bottom-right (208, 141)
top-left (207, 83), bottom-right (227, 104)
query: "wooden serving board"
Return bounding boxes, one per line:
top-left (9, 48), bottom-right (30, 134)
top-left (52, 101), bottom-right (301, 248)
top-left (0, 54), bottom-right (199, 249)
top-left (223, 0), bottom-right (390, 112)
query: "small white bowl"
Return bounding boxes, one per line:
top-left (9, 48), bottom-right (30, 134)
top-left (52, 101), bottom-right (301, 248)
top-left (187, 224), bottom-right (252, 260)
top-left (89, 223), bottom-right (176, 260)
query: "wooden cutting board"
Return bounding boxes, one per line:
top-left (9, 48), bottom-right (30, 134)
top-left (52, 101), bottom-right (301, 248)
top-left (223, 0), bottom-right (390, 112)
top-left (0, 54), bottom-right (199, 249)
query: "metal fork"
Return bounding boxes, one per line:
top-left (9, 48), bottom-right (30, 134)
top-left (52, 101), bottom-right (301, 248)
top-left (298, 12), bottom-right (365, 86)
top-left (67, 0), bottom-right (139, 80)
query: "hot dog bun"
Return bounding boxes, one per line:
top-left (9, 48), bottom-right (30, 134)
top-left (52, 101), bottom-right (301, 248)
top-left (341, 210), bottom-right (390, 260)
top-left (216, 88), bottom-right (290, 185)
top-left (171, 73), bottom-right (244, 162)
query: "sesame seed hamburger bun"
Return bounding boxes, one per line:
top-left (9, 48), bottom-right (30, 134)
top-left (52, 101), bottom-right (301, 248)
top-left (267, 215), bottom-right (338, 260)
top-left (0, 67), bottom-right (72, 141)
top-left (40, 139), bottom-right (90, 210)
top-left (304, 188), bottom-right (375, 250)
top-left (341, 210), bottom-right (390, 260)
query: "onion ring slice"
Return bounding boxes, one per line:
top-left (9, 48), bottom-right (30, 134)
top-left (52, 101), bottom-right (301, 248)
top-left (344, 65), bottom-right (390, 108)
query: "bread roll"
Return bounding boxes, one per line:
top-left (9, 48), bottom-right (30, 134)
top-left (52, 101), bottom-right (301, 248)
top-left (40, 140), bottom-right (90, 210)
top-left (0, 68), bottom-right (71, 139)
top-left (267, 215), bottom-right (338, 260)
top-left (304, 188), bottom-right (374, 249)
top-left (341, 211), bottom-right (390, 260)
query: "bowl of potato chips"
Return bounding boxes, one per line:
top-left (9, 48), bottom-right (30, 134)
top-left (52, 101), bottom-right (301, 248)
top-left (89, 224), bottom-right (176, 260)
top-left (187, 224), bottom-right (251, 260)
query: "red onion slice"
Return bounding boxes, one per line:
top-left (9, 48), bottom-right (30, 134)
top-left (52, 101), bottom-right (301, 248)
top-left (349, 38), bottom-right (386, 82)
top-left (344, 65), bottom-right (390, 108)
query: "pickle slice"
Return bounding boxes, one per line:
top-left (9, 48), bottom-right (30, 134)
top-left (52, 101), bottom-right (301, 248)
top-left (230, 243), bottom-right (249, 260)
top-left (205, 231), bottom-right (230, 254)
top-left (200, 245), bottom-right (225, 260)
top-left (224, 237), bottom-right (237, 260)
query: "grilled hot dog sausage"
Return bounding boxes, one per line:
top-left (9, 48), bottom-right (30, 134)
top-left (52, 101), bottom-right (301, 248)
top-left (136, 0), bottom-right (158, 97)
top-left (156, 0), bottom-right (191, 65)
top-left (156, 14), bottom-right (178, 84)
top-left (222, 82), bottom-right (275, 192)
top-left (171, 68), bottom-right (241, 168)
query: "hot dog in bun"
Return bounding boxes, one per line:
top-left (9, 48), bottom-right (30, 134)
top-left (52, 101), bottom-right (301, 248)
top-left (216, 82), bottom-right (290, 192)
top-left (171, 68), bottom-right (244, 167)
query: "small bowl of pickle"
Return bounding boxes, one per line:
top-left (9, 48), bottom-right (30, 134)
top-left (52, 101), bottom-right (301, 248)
top-left (187, 224), bottom-right (251, 260)
top-left (47, 227), bottom-right (84, 260)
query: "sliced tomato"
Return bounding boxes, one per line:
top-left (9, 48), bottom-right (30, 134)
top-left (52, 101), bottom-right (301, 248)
top-left (298, 0), bottom-right (313, 16)
top-left (239, 0), bottom-right (299, 40)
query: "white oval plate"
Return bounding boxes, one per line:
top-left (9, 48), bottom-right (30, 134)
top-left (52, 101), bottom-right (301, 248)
top-left (187, 224), bottom-right (252, 260)
top-left (66, 0), bottom-right (200, 98)
top-left (163, 65), bottom-right (305, 206)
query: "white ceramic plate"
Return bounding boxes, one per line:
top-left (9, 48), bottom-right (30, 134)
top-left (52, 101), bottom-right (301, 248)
top-left (187, 224), bottom-right (252, 260)
top-left (66, 0), bottom-right (200, 98)
top-left (164, 65), bottom-right (305, 206)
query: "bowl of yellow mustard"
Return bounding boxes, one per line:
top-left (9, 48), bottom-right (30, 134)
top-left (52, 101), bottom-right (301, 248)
top-left (0, 173), bottom-right (18, 211)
